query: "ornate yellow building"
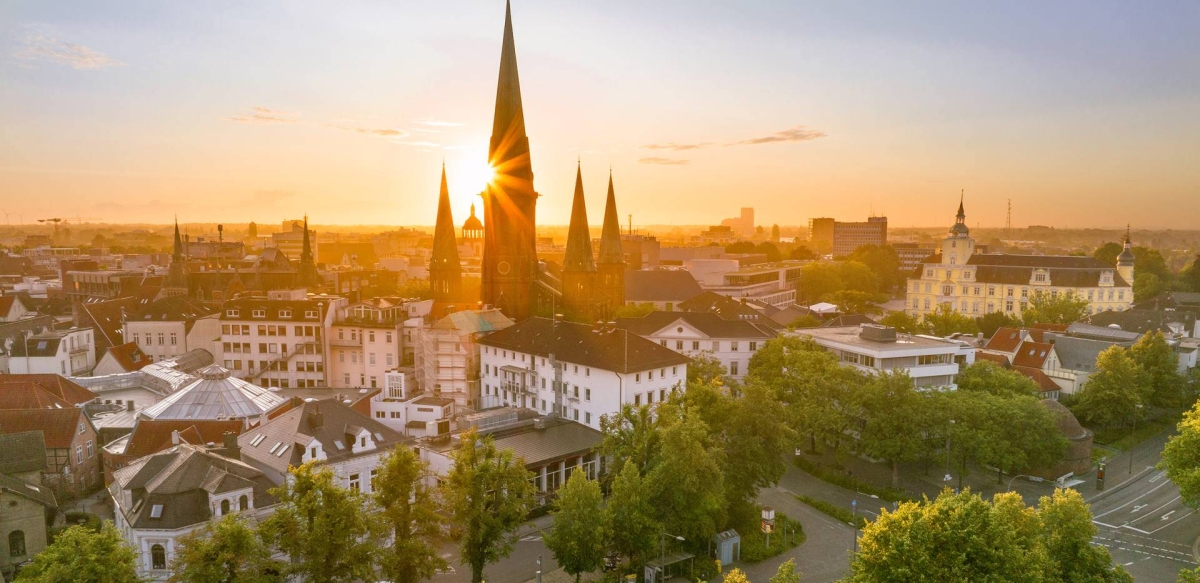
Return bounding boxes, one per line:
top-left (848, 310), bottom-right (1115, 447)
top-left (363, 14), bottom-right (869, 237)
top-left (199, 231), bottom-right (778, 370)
top-left (906, 199), bottom-right (1134, 319)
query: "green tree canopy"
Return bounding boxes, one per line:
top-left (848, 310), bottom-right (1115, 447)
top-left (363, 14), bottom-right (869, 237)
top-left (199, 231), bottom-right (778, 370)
top-left (922, 303), bottom-right (980, 337)
top-left (859, 371), bottom-right (928, 487)
top-left (598, 404), bottom-right (662, 475)
top-left (770, 559), bottom-right (802, 583)
top-left (787, 314), bottom-right (823, 329)
top-left (829, 289), bottom-right (883, 315)
top-left (1072, 346), bottom-right (1147, 428)
top-left (647, 407), bottom-right (727, 545)
top-left (1160, 402), bottom-right (1200, 508)
top-left (1134, 272), bottom-right (1166, 303)
top-left (544, 468), bottom-right (609, 582)
top-left (955, 361), bottom-right (1040, 398)
top-left (442, 429), bottom-right (536, 583)
top-left (1022, 291), bottom-right (1090, 325)
top-left (1130, 330), bottom-right (1187, 407)
top-left (16, 523), bottom-right (141, 583)
top-left (606, 460), bottom-right (660, 567)
top-left (789, 246), bottom-right (817, 261)
top-left (687, 352), bottom-right (730, 386)
top-left (880, 311), bottom-right (927, 334)
top-left (168, 513), bottom-right (280, 583)
top-left (372, 445), bottom-right (447, 583)
top-left (1039, 488), bottom-right (1133, 583)
top-left (848, 244), bottom-right (904, 292)
top-left (259, 461), bottom-right (377, 583)
top-left (1180, 254), bottom-right (1200, 293)
top-left (977, 311), bottom-right (1022, 338)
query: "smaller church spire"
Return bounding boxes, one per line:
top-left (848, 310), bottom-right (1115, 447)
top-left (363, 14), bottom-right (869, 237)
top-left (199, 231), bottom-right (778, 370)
top-left (430, 164), bottom-right (463, 306)
top-left (563, 162), bottom-right (595, 273)
top-left (172, 217), bottom-right (183, 261)
top-left (297, 215), bottom-right (320, 288)
top-left (598, 168), bottom-right (623, 265)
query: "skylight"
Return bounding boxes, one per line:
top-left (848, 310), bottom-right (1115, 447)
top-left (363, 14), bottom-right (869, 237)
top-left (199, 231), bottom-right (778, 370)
top-left (333, 440), bottom-right (345, 450)
top-left (150, 504), bottom-right (164, 518)
top-left (250, 434), bottom-right (265, 447)
top-left (268, 442), bottom-right (282, 454)
top-left (275, 444), bottom-right (290, 457)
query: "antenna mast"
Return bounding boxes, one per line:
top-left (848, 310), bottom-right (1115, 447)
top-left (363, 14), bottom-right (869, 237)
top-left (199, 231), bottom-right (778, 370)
top-left (1005, 199), bottom-right (1012, 233)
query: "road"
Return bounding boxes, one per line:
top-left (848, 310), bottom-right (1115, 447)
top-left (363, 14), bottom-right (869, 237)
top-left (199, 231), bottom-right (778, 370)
top-left (1084, 432), bottom-right (1200, 582)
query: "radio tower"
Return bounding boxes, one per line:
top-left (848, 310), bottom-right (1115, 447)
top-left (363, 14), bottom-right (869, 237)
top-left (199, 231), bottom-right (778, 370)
top-left (1005, 199), bottom-right (1012, 233)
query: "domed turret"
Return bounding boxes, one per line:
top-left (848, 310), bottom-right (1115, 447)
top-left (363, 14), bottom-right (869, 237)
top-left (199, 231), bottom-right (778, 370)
top-left (1116, 225), bottom-right (1135, 285)
top-left (949, 192), bottom-right (969, 237)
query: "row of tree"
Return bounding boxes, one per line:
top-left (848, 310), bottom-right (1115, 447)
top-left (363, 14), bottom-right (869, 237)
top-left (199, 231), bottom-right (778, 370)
top-left (1069, 331), bottom-right (1192, 427)
top-left (878, 290), bottom-right (1093, 339)
top-left (748, 337), bottom-right (1068, 488)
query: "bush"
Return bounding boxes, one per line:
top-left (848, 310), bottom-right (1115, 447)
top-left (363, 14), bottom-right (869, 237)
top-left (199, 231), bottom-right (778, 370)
top-left (795, 494), bottom-right (868, 529)
top-left (793, 456), bottom-right (912, 502)
top-left (736, 512), bottom-right (804, 563)
top-left (50, 512), bottom-right (102, 543)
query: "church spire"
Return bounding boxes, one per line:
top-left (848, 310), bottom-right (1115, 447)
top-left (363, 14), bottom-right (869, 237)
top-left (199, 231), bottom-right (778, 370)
top-left (597, 168), bottom-right (622, 265)
top-left (300, 216), bottom-right (313, 263)
top-left (950, 191), bottom-right (969, 236)
top-left (490, 0), bottom-right (529, 177)
top-left (957, 189), bottom-right (965, 221)
top-left (296, 215), bottom-right (321, 288)
top-left (430, 164), bottom-right (463, 307)
top-left (172, 217), bottom-right (183, 262)
top-left (563, 162), bottom-right (595, 273)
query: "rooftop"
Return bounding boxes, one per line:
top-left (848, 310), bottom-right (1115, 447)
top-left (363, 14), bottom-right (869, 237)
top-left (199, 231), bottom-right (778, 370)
top-left (794, 325), bottom-right (961, 352)
top-left (478, 317), bottom-right (690, 374)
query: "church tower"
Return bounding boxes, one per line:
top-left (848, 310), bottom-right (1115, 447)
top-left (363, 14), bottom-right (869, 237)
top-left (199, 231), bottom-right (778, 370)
top-left (561, 163), bottom-right (595, 318)
top-left (482, 0), bottom-right (538, 320)
top-left (162, 218), bottom-right (189, 298)
top-left (296, 216), bottom-right (321, 290)
top-left (940, 192), bottom-right (975, 266)
top-left (430, 164), bottom-right (464, 314)
top-left (1117, 225), bottom-right (1136, 285)
top-left (596, 169), bottom-right (625, 315)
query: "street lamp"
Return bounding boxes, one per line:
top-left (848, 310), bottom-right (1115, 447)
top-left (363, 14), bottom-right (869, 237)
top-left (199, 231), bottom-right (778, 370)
top-left (944, 420), bottom-right (956, 489)
top-left (1129, 403), bottom-right (1144, 475)
top-left (659, 531), bottom-right (684, 575)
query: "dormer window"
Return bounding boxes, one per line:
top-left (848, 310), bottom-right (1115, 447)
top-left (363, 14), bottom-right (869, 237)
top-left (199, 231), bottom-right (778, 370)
top-left (304, 310), bottom-right (318, 319)
top-left (226, 309), bottom-right (240, 318)
top-left (252, 309), bottom-right (266, 318)
top-left (280, 309), bottom-right (293, 318)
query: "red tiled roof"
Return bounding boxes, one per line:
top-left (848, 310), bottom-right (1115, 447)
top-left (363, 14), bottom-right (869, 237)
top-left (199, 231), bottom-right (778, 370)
top-left (0, 375), bottom-right (96, 410)
top-left (1014, 366), bottom-right (1061, 394)
top-left (80, 297), bottom-right (139, 348)
top-left (1012, 341), bottom-right (1053, 369)
top-left (984, 327), bottom-right (1024, 353)
top-left (103, 342), bottom-right (151, 372)
top-left (122, 419), bottom-right (245, 459)
top-left (0, 408), bottom-right (86, 448)
top-left (976, 352), bottom-right (1011, 367)
top-left (0, 296), bottom-right (15, 314)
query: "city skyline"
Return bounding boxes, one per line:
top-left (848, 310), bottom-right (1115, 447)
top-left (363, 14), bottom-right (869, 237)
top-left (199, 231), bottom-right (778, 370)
top-left (3, 1), bottom-right (1199, 229)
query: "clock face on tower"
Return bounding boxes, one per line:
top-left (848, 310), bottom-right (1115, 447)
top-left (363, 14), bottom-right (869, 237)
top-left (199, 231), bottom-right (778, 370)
top-left (497, 261), bottom-right (511, 275)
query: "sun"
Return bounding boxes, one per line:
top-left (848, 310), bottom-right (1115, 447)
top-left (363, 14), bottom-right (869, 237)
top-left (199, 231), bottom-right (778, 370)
top-left (446, 143), bottom-right (495, 208)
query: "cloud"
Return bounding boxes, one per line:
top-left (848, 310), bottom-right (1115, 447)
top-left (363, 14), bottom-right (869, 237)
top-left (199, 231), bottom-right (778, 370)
top-left (229, 107), bottom-right (297, 124)
top-left (731, 126), bottom-right (826, 145)
top-left (353, 128), bottom-right (409, 138)
top-left (641, 125), bottom-right (827, 152)
top-left (16, 31), bottom-right (121, 70)
top-left (639, 157), bottom-right (690, 166)
top-left (413, 119), bottom-right (465, 128)
top-left (641, 142), bottom-right (711, 151)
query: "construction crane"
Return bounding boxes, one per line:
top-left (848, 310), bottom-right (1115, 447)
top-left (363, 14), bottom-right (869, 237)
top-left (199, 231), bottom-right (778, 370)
top-left (38, 218), bottom-right (64, 236)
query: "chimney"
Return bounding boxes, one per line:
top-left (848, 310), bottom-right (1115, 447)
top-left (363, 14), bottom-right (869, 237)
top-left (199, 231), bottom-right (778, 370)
top-left (126, 401), bottom-right (135, 412)
top-left (222, 431), bottom-right (240, 460)
top-left (309, 406), bottom-right (324, 429)
top-left (171, 430), bottom-right (181, 445)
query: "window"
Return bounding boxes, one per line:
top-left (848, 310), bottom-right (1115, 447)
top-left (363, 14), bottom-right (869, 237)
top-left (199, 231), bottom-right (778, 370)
top-left (252, 309), bottom-right (266, 318)
top-left (370, 468), bottom-right (379, 490)
top-left (170, 333), bottom-right (177, 345)
top-left (305, 310), bottom-right (318, 319)
top-left (749, 342), bottom-right (758, 351)
top-left (280, 309), bottom-right (292, 318)
top-left (86, 440), bottom-right (94, 458)
top-left (75, 445), bottom-right (83, 463)
top-left (226, 309), bottom-right (240, 317)
top-left (635, 373), bottom-right (641, 382)
top-left (221, 499), bottom-right (230, 515)
top-left (78, 422), bottom-right (85, 435)
top-left (585, 412), bottom-right (592, 424)
top-left (349, 473), bottom-right (361, 492)
top-left (634, 394), bottom-right (641, 405)
top-left (730, 361), bottom-right (739, 376)
top-left (151, 544), bottom-right (167, 570)
top-left (9, 531), bottom-right (25, 558)
top-left (158, 333), bottom-right (165, 345)
top-left (692, 341), bottom-right (700, 350)
top-left (239, 495), bottom-right (248, 511)
top-left (585, 388), bottom-right (591, 401)
top-left (731, 341), bottom-right (739, 352)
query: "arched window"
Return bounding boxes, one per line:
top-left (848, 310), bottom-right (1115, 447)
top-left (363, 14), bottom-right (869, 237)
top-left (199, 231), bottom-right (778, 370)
top-left (239, 495), bottom-right (248, 511)
top-left (151, 544), bottom-right (166, 570)
top-left (9, 530), bottom-right (26, 557)
top-left (220, 499), bottom-right (230, 515)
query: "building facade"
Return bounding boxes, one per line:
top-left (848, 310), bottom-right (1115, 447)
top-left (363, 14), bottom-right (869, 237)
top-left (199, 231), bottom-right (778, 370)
top-left (8, 328), bottom-right (95, 376)
top-left (790, 324), bottom-right (972, 390)
top-left (615, 311), bottom-right (775, 381)
top-left (214, 291), bottom-right (346, 388)
top-left (124, 296), bottom-right (221, 363)
top-left (832, 216), bottom-right (888, 257)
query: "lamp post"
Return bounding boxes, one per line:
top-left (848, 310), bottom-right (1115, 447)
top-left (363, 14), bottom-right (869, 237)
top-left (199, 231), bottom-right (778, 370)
top-left (945, 419), bottom-right (956, 490)
top-left (1006, 474), bottom-right (1042, 492)
top-left (1129, 404), bottom-right (1143, 475)
top-left (659, 531), bottom-right (684, 578)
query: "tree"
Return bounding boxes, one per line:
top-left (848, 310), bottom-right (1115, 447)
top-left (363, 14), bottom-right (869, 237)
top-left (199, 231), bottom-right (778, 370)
top-left (1130, 331), bottom-right (1186, 407)
top-left (723, 569), bottom-right (752, 583)
top-left (687, 352), bottom-right (729, 386)
top-left (787, 314), bottom-right (823, 329)
top-left (396, 278), bottom-right (432, 300)
top-left (612, 302), bottom-right (657, 319)
top-left (770, 559), bottom-right (802, 583)
top-left (168, 513), bottom-right (279, 583)
top-left (1181, 567), bottom-right (1200, 583)
top-left (1160, 402), bottom-right (1200, 508)
top-left (1093, 242), bottom-right (1123, 266)
top-left (798, 262), bottom-right (844, 303)
top-left (850, 490), bottom-right (1052, 583)
top-left (647, 408), bottom-right (726, 545)
top-left (879, 311), bottom-right (927, 334)
top-left (606, 460), bottom-right (660, 567)
top-left (1022, 291), bottom-right (1090, 326)
top-left (849, 244), bottom-right (903, 293)
top-left (1072, 346), bottom-right (1146, 428)
top-left (755, 242), bottom-right (783, 262)
top-left (829, 290), bottom-right (883, 315)
top-left (544, 469), bottom-right (609, 582)
top-left (749, 337), bottom-right (862, 453)
top-left (975, 396), bottom-right (1067, 483)
top-left (858, 371), bottom-right (927, 487)
top-left (259, 461), bottom-right (377, 583)
top-left (1134, 272), bottom-right (1166, 303)
top-left (373, 446), bottom-right (447, 583)
top-left (442, 429), bottom-right (536, 583)
top-left (598, 404), bottom-right (662, 475)
top-left (838, 261), bottom-right (881, 294)
top-left (1180, 254), bottom-right (1200, 293)
top-left (1038, 488), bottom-right (1133, 583)
top-left (789, 246), bottom-right (817, 261)
top-left (16, 523), bottom-right (141, 583)
top-left (726, 241), bottom-right (756, 254)
top-left (977, 311), bottom-right (1022, 338)
top-left (922, 303), bottom-right (979, 337)
top-left (954, 361), bottom-right (1039, 398)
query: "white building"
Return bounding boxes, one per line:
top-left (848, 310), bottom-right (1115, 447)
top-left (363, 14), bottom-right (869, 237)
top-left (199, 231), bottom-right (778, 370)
top-left (615, 311), bottom-right (775, 381)
top-left (417, 308), bottom-right (514, 409)
top-left (215, 290), bottom-right (346, 389)
top-left (685, 260), bottom-right (804, 309)
top-left (139, 365), bottom-right (287, 426)
top-left (124, 296), bottom-right (221, 364)
top-left (789, 324), bottom-right (972, 390)
top-left (237, 398), bottom-right (410, 491)
top-left (327, 297), bottom-right (431, 391)
top-left (907, 200), bottom-right (1134, 319)
top-left (477, 318), bottom-right (690, 430)
top-left (109, 442), bottom-right (277, 581)
top-left (362, 389), bottom-right (455, 438)
top-left (0, 295), bottom-right (34, 322)
top-left (8, 328), bottom-right (95, 375)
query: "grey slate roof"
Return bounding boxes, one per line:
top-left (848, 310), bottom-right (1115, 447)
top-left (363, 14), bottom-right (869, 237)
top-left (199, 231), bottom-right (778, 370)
top-left (624, 270), bottom-right (703, 304)
top-left (0, 431), bottom-right (47, 474)
top-left (111, 443), bottom-right (275, 530)
top-left (1084, 308), bottom-right (1196, 336)
top-left (140, 365), bottom-right (285, 421)
top-left (489, 420), bottom-right (603, 467)
top-left (0, 473), bottom-right (57, 507)
top-left (478, 317), bottom-right (691, 374)
top-left (1046, 334), bottom-right (1132, 372)
top-left (615, 311), bottom-right (776, 340)
top-left (915, 253), bottom-right (1131, 288)
top-left (237, 398), bottom-right (409, 475)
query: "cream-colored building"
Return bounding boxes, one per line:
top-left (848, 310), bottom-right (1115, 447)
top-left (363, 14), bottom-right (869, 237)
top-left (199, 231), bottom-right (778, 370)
top-left (907, 199), bottom-right (1134, 319)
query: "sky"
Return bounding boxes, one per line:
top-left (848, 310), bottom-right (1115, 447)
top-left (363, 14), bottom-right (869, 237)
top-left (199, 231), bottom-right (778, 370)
top-left (1, 1), bottom-right (1199, 230)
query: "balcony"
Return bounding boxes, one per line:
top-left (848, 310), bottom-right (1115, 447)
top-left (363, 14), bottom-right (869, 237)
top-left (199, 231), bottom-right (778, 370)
top-left (329, 337), bottom-right (361, 348)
